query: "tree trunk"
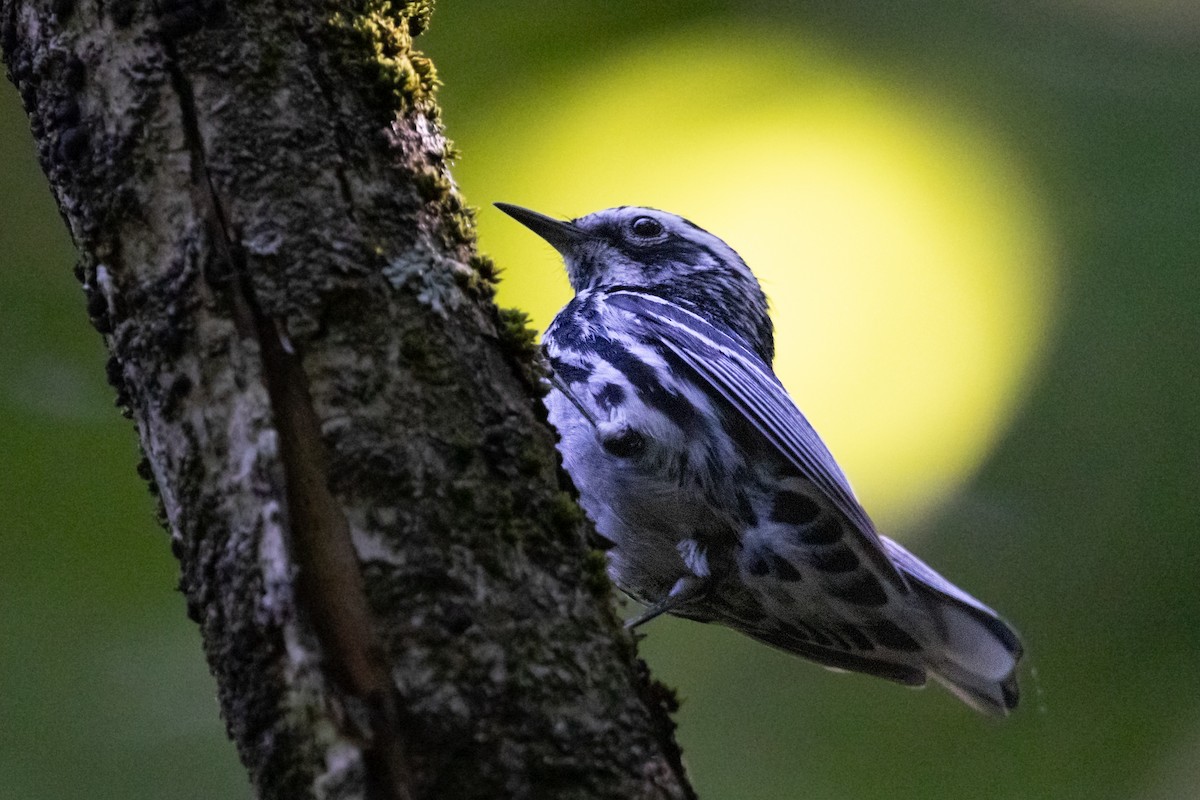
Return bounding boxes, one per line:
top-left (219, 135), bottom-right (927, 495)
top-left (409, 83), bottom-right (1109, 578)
top-left (1, 1), bottom-right (694, 798)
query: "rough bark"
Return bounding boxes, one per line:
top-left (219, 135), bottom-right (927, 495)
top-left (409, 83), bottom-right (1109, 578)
top-left (1, 1), bottom-right (694, 798)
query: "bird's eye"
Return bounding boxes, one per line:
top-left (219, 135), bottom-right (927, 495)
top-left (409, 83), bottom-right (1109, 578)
top-left (630, 217), bottom-right (664, 238)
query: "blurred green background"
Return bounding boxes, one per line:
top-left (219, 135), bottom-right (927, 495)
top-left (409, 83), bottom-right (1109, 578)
top-left (2, 1), bottom-right (1198, 798)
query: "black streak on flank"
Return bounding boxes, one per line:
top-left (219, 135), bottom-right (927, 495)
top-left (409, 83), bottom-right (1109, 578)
top-left (771, 491), bottom-right (821, 525)
top-left (777, 625), bottom-right (810, 644)
top-left (840, 626), bottom-right (876, 651)
top-left (870, 621), bottom-right (922, 652)
top-left (805, 545), bottom-right (859, 573)
top-left (595, 382), bottom-right (625, 410)
top-left (747, 547), bottom-right (802, 582)
top-left (592, 337), bottom-right (697, 432)
top-left (757, 625), bottom-right (927, 684)
top-left (769, 553), bottom-right (802, 582)
top-left (795, 515), bottom-right (843, 546)
top-left (601, 429), bottom-right (646, 458)
top-left (735, 491), bottom-right (757, 526)
top-left (795, 622), bottom-right (832, 647)
top-left (820, 627), bottom-right (852, 651)
top-left (830, 573), bottom-right (889, 607)
top-left (549, 357), bottom-right (592, 385)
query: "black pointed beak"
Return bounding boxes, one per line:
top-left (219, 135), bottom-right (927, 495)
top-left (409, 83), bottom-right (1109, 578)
top-left (494, 203), bottom-right (588, 255)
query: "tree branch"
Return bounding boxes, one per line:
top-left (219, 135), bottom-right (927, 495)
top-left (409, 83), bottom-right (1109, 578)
top-left (1, 0), bottom-right (695, 797)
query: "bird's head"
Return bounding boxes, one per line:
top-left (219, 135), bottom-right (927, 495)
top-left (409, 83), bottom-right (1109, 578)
top-left (496, 203), bottom-right (774, 361)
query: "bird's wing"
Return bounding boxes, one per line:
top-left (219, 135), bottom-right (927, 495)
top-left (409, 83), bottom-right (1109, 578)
top-left (605, 289), bottom-right (907, 590)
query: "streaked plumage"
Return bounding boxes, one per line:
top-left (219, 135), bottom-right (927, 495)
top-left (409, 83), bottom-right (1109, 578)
top-left (496, 202), bottom-right (1023, 714)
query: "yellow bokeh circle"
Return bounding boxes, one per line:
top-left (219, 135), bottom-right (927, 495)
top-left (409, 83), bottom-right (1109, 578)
top-left (454, 28), bottom-right (1054, 531)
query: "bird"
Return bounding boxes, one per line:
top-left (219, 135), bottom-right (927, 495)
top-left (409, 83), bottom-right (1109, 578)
top-left (495, 202), bottom-right (1023, 714)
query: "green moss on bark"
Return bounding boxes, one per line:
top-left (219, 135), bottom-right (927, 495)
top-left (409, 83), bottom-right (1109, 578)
top-left (326, 0), bottom-right (439, 113)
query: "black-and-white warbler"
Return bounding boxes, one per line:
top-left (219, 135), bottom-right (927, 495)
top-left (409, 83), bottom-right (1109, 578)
top-left (496, 202), bottom-right (1022, 714)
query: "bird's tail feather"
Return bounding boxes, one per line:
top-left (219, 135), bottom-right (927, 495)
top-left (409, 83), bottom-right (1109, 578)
top-left (882, 536), bottom-right (1024, 715)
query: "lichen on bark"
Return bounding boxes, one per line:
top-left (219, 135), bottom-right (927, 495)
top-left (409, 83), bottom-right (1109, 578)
top-left (1, 0), bottom-right (695, 798)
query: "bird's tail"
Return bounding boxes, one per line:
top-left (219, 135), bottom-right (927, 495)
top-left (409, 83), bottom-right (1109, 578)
top-left (882, 536), bottom-right (1024, 715)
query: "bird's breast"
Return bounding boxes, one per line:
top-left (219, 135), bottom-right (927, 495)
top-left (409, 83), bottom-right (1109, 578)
top-left (544, 363), bottom-right (745, 601)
